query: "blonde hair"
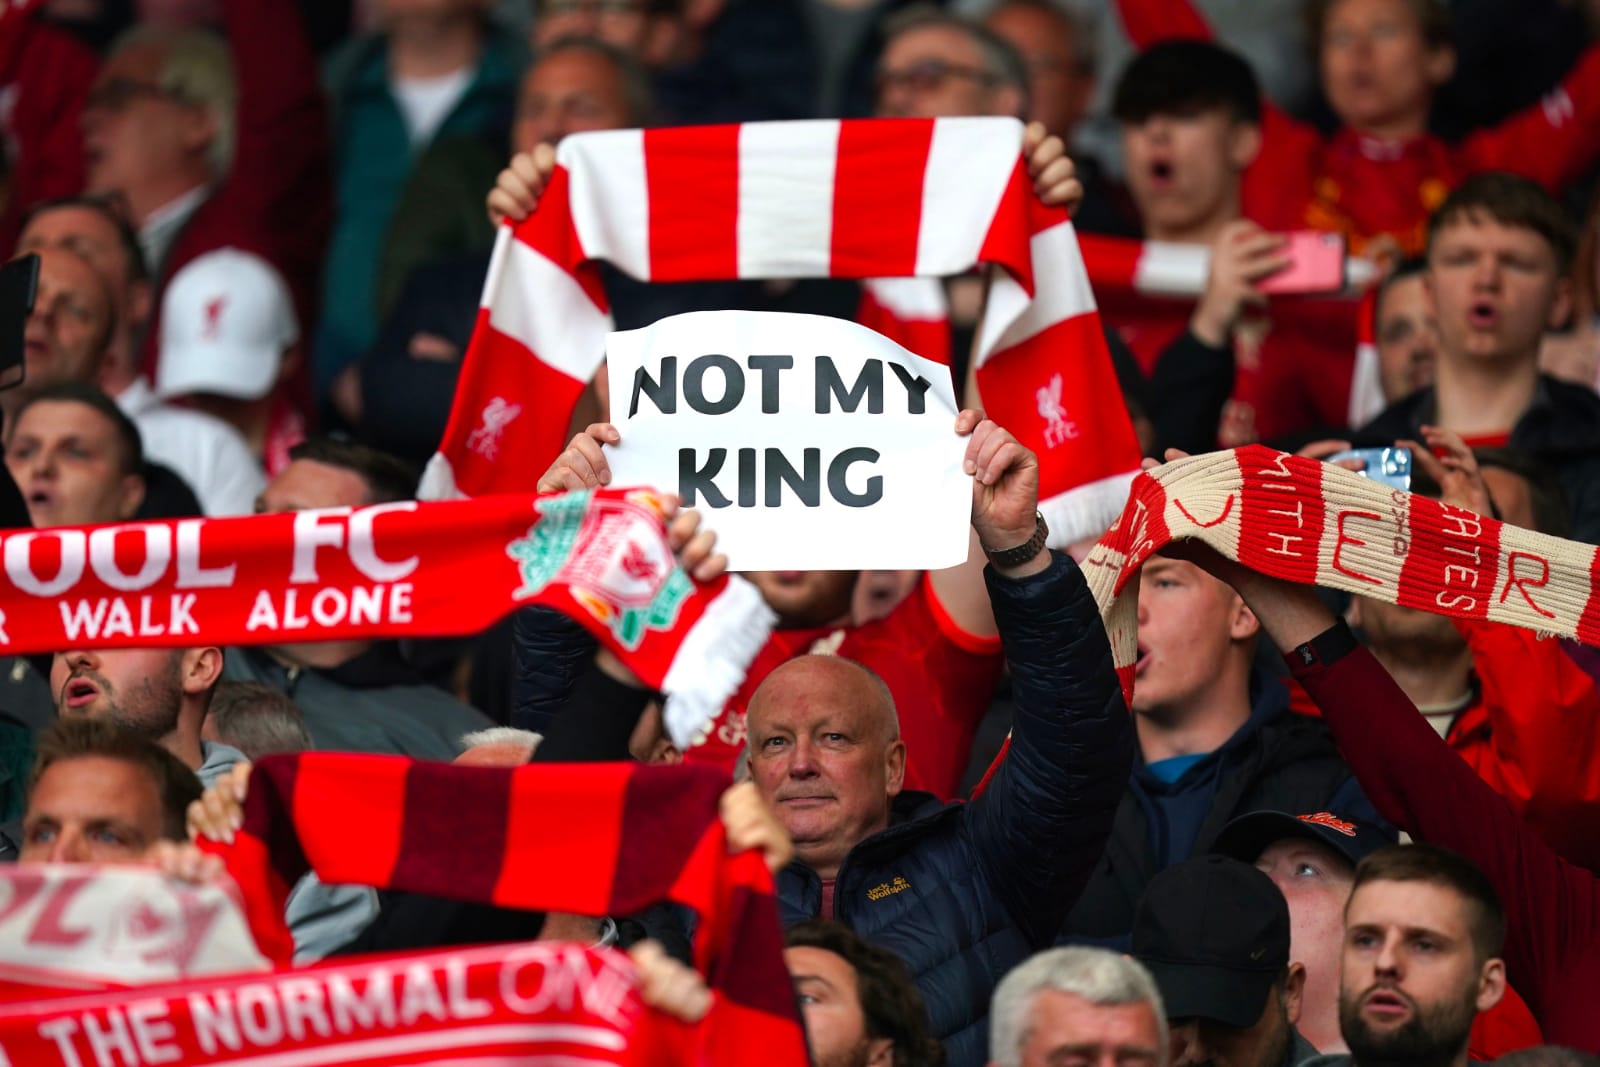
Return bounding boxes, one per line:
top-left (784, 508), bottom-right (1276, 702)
top-left (114, 26), bottom-right (237, 178)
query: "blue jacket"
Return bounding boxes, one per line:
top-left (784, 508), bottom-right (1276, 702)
top-left (776, 553), bottom-right (1132, 1067)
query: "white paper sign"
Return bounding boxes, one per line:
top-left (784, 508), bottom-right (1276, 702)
top-left (605, 311), bottom-right (969, 571)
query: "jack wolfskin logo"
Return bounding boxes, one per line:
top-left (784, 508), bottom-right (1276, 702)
top-left (867, 877), bottom-right (911, 901)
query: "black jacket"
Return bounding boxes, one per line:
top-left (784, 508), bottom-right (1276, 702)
top-left (776, 553), bottom-right (1132, 1067)
top-left (1064, 682), bottom-right (1379, 942)
top-left (1356, 375), bottom-right (1600, 543)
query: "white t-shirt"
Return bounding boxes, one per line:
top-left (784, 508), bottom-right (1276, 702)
top-left (116, 379), bottom-right (267, 518)
top-left (392, 67), bottom-right (473, 147)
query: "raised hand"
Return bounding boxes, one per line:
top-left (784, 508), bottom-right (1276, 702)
top-left (187, 760), bottom-right (252, 845)
top-left (538, 423), bottom-right (621, 493)
top-left (145, 840), bottom-right (230, 886)
top-left (1401, 426), bottom-right (1494, 518)
top-left (629, 940), bottom-right (712, 1023)
top-left (487, 143), bottom-right (558, 226)
top-left (1024, 121), bottom-right (1083, 215)
top-left (957, 409), bottom-right (1045, 575)
top-left (1190, 221), bottom-right (1290, 348)
top-left (719, 780), bottom-right (792, 874)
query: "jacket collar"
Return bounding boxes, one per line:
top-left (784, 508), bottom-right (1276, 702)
top-left (1133, 672), bottom-right (1291, 788)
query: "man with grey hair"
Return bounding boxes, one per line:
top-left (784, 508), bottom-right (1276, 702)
top-left (876, 7), bottom-right (1028, 120)
top-left (456, 726), bottom-right (544, 767)
top-left (83, 0), bottom-right (328, 397)
top-left (988, 946), bottom-right (1168, 1067)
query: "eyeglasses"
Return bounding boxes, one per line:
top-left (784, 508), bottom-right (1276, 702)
top-left (84, 77), bottom-right (192, 112)
top-left (876, 59), bottom-right (998, 97)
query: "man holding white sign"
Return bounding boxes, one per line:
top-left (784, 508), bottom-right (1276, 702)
top-left (605, 310), bottom-right (971, 573)
top-left (540, 361), bottom-right (1052, 800)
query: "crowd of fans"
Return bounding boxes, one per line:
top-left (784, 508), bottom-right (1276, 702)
top-left (5, 0), bottom-right (1600, 1065)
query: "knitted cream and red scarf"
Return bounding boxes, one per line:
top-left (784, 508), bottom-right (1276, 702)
top-left (0, 488), bottom-right (771, 748)
top-left (420, 117), bottom-right (1143, 545)
top-left (0, 758), bottom-right (808, 1067)
top-left (1085, 446), bottom-right (1600, 704)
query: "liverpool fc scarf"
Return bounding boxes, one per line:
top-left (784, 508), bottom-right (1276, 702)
top-left (0, 488), bottom-right (771, 748)
top-left (1085, 446), bottom-right (1600, 704)
top-left (420, 117), bottom-right (1143, 545)
top-left (0, 940), bottom-right (710, 1066)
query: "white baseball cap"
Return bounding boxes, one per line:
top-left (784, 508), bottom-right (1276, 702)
top-left (156, 248), bottom-right (298, 402)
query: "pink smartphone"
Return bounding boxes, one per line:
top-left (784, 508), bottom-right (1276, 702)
top-left (1257, 231), bottom-right (1346, 295)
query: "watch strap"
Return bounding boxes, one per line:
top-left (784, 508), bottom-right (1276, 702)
top-left (983, 512), bottom-right (1049, 568)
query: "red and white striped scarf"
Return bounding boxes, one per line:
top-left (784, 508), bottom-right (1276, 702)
top-left (421, 117), bottom-right (1143, 545)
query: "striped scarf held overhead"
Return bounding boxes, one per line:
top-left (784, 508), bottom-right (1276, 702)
top-left (421, 117), bottom-right (1144, 546)
top-left (1086, 447), bottom-right (1600, 704)
top-left (208, 755), bottom-right (806, 1067)
top-left (0, 759), bottom-right (804, 1067)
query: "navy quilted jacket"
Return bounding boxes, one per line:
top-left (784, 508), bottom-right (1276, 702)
top-left (776, 552), bottom-right (1132, 1067)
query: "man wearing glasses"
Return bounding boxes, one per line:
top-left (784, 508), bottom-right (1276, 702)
top-left (875, 9), bottom-right (1028, 122)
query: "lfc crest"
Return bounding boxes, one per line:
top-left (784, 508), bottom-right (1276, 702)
top-left (507, 490), bottom-right (693, 650)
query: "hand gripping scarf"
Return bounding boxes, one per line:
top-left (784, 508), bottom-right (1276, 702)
top-left (1083, 446), bottom-right (1600, 704)
top-left (0, 758), bottom-right (808, 1067)
top-left (420, 117), bottom-right (1143, 545)
top-left (0, 488), bottom-right (771, 748)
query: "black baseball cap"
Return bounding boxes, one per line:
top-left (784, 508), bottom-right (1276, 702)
top-left (1212, 810), bottom-right (1394, 869)
top-left (1132, 855), bottom-right (1289, 1028)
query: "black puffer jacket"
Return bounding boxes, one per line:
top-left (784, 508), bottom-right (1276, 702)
top-left (776, 553), bottom-right (1131, 1067)
top-left (1062, 682), bottom-right (1380, 942)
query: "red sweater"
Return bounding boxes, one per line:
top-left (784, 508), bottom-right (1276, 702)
top-left (0, 4), bottom-right (96, 251)
top-left (1294, 627), bottom-right (1600, 1048)
top-left (684, 577), bottom-right (1003, 801)
top-left (1449, 620), bottom-right (1600, 874)
top-left (1116, 0), bottom-right (1600, 255)
top-left (1099, 287), bottom-right (1359, 445)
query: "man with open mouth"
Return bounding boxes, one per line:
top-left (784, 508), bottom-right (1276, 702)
top-left (1300, 843), bottom-right (1506, 1067)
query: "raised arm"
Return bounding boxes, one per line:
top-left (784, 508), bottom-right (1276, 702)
top-left (961, 425), bottom-right (1132, 945)
top-left (1210, 556), bottom-right (1600, 1028)
top-left (1114, 0), bottom-right (1214, 48)
top-left (1460, 44), bottom-right (1600, 192)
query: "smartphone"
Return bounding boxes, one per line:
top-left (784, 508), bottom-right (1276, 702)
top-left (1326, 446), bottom-right (1411, 492)
top-left (1257, 231), bottom-right (1346, 295)
top-left (0, 254), bottom-right (39, 393)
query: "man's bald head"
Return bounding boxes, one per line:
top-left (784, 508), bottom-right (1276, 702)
top-left (749, 655), bottom-right (900, 744)
top-left (745, 656), bottom-right (906, 881)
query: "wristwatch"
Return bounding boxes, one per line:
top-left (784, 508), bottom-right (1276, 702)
top-left (983, 512), bottom-right (1049, 568)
